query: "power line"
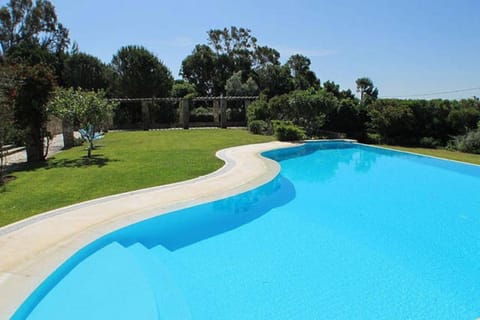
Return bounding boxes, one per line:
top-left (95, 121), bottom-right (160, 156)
top-left (382, 86), bottom-right (480, 99)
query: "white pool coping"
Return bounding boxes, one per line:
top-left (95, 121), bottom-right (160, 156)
top-left (0, 141), bottom-right (295, 319)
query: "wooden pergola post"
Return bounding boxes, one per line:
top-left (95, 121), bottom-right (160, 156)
top-left (141, 100), bottom-right (151, 130)
top-left (62, 118), bottom-right (74, 149)
top-left (180, 98), bottom-right (190, 129)
top-left (213, 100), bottom-right (220, 125)
top-left (244, 100), bottom-right (251, 124)
top-left (220, 96), bottom-right (227, 129)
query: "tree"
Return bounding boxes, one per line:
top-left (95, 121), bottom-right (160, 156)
top-left (47, 88), bottom-right (117, 158)
top-left (367, 99), bottom-right (415, 144)
top-left (324, 97), bottom-right (365, 138)
top-left (0, 65), bottom-right (19, 184)
top-left (207, 26), bottom-right (279, 70)
top-left (256, 64), bottom-right (293, 98)
top-left (111, 45), bottom-right (173, 128)
top-left (46, 86), bottom-right (77, 148)
top-left (72, 90), bottom-right (116, 158)
top-left (207, 27), bottom-right (258, 55)
top-left (323, 80), bottom-right (355, 99)
top-left (447, 99), bottom-right (480, 135)
top-left (356, 77), bottom-right (378, 103)
top-left (287, 54), bottom-right (320, 90)
top-left (180, 44), bottom-right (218, 95)
top-left (225, 71), bottom-right (258, 96)
top-left (111, 45), bottom-right (173, 98)
top-left (287, 89), bottom-right (337, 136)
top-left (4, 41), bottom-right (57, 65)
top-left (0, 0), bottom-right (69, 163)
top-left (62, 52), bottom-right (110, 91)
top-left (182, 27), bottom-right (281, 96)
top-left (0, 0), bottom-right (69, 56)
top-left (171, 81), bottom-right (197, 98)
top-left (14, 63), bottom-right (56, 162)
top-left (252, 45), bottom-right (280, 69)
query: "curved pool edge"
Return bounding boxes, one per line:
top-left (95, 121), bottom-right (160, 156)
top-left (0, 141), bottom-right (296, 319)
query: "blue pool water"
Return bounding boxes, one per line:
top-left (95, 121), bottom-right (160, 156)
top-left (14, 142), bottom-right (480, 319)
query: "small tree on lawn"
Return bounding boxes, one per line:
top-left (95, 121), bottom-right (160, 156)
top-left (48, 88), bottom-right (117, 158)
top-left (77, 90), bottom-right (117, 157)
top-left (46, 87), bottom-right (76, 148)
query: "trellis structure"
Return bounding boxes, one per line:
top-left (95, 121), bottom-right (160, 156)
top-left (110, 96), bottom-right (259, 130)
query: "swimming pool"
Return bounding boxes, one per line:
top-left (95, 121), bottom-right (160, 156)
top-left (14, 141), bottom-right (480, 319)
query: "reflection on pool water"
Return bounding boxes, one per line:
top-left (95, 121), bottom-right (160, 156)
top-left (14, 142), bottom-right (480, 319)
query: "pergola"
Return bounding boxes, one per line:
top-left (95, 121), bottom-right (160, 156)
top-left (110, 96), bottom-right (259, 130)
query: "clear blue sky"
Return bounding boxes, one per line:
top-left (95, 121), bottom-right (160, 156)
top-left (42, 0), bottom-right (480, 99)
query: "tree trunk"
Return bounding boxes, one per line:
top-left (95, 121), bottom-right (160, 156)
top-left (141, 102), bottom-right (151, 131)
top-left (213, 100), bottom-right (220, 124)
top-left (0, 150), bottom-right (5, 185)
top-left (180, 99), bottom-right (190, 129)
top-left (220, 98), bottom-right (227, 129)
top-left (62, 118), bottom-right (74, 149)
top-left (25, 125), bottom-right (44, 162)
top-left (87, 140), bottom-right (94, 158)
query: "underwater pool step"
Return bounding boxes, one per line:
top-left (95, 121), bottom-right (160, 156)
top-left (23, 242), bottom-right (158, 320)
top-left (126, 243), bottom-right (191, 320)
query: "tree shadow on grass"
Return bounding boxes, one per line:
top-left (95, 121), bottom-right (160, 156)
top-left (45, 154), bottom-right (118, 169)
top-left (5, 154), bottom-right (118, 174)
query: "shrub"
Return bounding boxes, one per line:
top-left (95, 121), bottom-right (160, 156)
top-left (190, 106), bottom-right (213, 122)
top-left (248, 120), bottom-right (268, 135)
top-left (455, 130), bottom-right (480, 154)
top-left (272, 120), bottom-right (305, 141)
top-left (419, 137), bottom-right (442, 148)
top-left (171, 82), bottom-right (197, 98)
top-left (286, 90), bottom-right (334, 137)
top-left (366, 132), bottom-right (383, 144)
top-left (246, 99), bottom-right (269, 122)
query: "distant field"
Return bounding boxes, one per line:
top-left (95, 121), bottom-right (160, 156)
top-left (381, 145), bottom-right (480, 165)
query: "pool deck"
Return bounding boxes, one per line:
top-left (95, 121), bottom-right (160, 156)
top-left (0, 141), bottom-right (295, 319)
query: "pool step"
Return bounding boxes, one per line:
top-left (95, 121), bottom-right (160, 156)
top-left (126, 243), bottom-right (191, 320)
top-left (25, 242), bottom-right (158, 320)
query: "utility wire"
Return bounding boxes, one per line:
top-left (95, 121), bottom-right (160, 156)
top-left (382, 86), bottom-right (480, 98)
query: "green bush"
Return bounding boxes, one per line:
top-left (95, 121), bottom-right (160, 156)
top-left (246, 99), bottom-right (269, 122)
top-left (272, 120), bottom-right (305, 141)
top-left (455, 130), bottom-right (480, 154)
top-left (171, 82), bottom-right (197, 98)
top-left (190, 106), bottom-right (213, 122)
top-left (419, 136), bottom-right (442, 148)
top-left (366, 132), bottom-right (383, 144)
top-left (248, 120), bottom-right (268, 135)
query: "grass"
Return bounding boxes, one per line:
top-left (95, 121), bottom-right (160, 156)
top-left (0, 129), bottom-right (274, 227)
top-left (380, 145), bottom-right (480, 165)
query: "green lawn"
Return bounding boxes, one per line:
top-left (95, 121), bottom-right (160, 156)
top-left (380, 145), bottom-right (480, 165)
top-left (0, 129), bottom-right (274, 227)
